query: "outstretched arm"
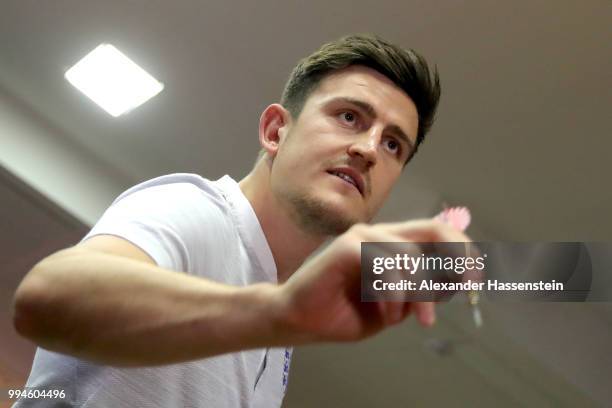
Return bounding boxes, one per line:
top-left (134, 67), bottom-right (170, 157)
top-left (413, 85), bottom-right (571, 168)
top-left (12, 219), bottom-right (468, 367)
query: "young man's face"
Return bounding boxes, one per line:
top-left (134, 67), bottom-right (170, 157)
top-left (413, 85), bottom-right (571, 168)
top-left (270, 65), bottom-right (420, 235)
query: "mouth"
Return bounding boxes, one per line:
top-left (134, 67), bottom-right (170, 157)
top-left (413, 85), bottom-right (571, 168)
top-left (326, 167), bottom-right (364, 196)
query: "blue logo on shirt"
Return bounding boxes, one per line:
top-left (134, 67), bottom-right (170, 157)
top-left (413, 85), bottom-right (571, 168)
top-left (282, 348), bottom-right (292, 394)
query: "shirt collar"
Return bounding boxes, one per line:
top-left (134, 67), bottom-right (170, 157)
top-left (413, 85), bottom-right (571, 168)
top-left (214, 175), bottom-right (278, 283)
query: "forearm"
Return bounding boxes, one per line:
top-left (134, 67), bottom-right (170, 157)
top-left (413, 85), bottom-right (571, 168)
top-left (13, 248), bottom-right (288, 366)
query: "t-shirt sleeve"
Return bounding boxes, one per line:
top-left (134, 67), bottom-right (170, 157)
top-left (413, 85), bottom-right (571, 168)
top-left (81, 182), bottom-right (227, 272)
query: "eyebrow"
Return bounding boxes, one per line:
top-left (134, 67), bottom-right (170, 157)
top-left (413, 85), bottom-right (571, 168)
top-left (330, 96), bottom-right (415, 152)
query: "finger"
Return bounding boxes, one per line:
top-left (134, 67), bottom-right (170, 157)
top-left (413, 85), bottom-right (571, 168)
top-left (355, 224), bottom-right (443, 327)
top-left (414, 301), bottom-right (436, 327)
top-left (377, 219), bottom-right (472, 243)
top-left (356, 227), bottom-right (413, 325)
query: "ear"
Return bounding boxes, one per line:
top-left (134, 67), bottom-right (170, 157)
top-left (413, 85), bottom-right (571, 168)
top-left (258, 103), bottom-right (291, 159)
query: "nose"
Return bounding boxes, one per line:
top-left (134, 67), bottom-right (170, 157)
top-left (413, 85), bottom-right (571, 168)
top-left (347, 126), bottom-right (381, 167)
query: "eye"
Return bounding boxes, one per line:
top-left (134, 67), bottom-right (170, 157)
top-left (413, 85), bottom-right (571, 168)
top-left (384, 138), bottom-right (401, 156)
top-left (338, 110), bottom-right (358, 125)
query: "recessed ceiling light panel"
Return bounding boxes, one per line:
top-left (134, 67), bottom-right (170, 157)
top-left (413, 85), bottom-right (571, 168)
top-left (65, 43), bottom-right (164, 117)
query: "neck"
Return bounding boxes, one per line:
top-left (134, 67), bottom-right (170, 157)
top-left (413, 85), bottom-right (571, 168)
top-left (239, 160), bottom-right (326, 283)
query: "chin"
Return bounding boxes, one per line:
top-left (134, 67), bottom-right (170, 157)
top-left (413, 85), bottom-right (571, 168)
top-left (286, 190), bottom-right (363, 236)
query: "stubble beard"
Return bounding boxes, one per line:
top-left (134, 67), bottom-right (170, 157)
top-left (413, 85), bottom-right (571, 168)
top-left (284, 189), bottom-right (359, 236)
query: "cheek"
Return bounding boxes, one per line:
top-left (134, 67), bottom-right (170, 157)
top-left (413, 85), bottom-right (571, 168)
top-left (287, 131), bottom-right (340, 164)
top-left (276, 140), bottom-right (320, 178)
top-left (371, 169), bottom-right (401, 202)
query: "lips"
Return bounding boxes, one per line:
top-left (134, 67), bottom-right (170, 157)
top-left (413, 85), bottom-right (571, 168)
top-left (326, 167), bottom-right (365, 196)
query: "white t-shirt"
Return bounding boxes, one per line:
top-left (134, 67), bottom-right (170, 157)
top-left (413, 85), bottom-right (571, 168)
top-left (16, 174), bottom-right (293, 407)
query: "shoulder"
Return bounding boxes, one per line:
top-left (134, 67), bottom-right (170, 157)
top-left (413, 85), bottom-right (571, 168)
top-left (82, 174), bottom-right (236, 272)
top-left (112, 173), bottom-right (227, 209)
top-left (102, 173), bottom-right (236, 241)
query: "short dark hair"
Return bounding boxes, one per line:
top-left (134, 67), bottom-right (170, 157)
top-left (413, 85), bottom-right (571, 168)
top-left (280, 34), bottom-right (441, 161)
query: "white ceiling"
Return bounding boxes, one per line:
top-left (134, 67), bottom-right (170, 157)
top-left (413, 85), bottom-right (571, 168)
top-left (1, 1), bottom-right (611, 406)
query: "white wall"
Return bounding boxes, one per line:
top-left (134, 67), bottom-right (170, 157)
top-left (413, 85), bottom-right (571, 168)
top-left (0, 90), bottom-right (130, 226)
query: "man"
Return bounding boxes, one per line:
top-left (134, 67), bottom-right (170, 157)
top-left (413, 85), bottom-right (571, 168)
top-left (12, 34), bottom-right (470, 407)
